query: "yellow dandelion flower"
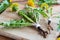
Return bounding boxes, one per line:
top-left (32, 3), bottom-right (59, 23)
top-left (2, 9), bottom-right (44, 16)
top-left (11, 3), bottom-right (19, 8)
top-left (57, 37), bottom-right (60, 40)
top-left (41, 3), bottom-right (49, 10)
top-left (27, 0), bottom-right (35, 7)
top-left (9, 0), bottom-right (12, 2)
top-left (10, 3), bottom-right (19, 11)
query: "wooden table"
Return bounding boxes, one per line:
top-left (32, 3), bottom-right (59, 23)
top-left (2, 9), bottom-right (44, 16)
top-left (0, 35), bottom-right (15, 40)
top-left (0, 0), bottom-right (60, 40)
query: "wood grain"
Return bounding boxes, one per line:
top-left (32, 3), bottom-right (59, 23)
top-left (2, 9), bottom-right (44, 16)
top-left (0, 0), bottom-right (60, 40)
top-left (0, 35), bottom-right (15, 40)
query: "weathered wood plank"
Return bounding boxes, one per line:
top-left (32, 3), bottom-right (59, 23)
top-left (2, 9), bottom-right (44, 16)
top-left (0, 0), bottom-right (60, 40)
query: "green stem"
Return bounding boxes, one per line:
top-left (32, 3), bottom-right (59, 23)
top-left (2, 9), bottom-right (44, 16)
top-left (39, 10), bottom-right (48, 18)
top-left (18, 10), bottom-right (35, 23)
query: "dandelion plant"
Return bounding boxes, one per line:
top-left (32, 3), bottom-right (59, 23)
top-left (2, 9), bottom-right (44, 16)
top-left (57, 21), bottom-right (60, 31)
top-left (18, 6), bottom-right (48, 38)
top-left (0, 0), bottom-right (57, 38)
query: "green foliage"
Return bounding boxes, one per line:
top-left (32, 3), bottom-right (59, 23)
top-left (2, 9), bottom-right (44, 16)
top-left (12, 6), bottom-right (18, 11)
top-left (24, 6), bottom-right (41, 22)
top-left (38, 8), bottom-right (48, 18)
top-left (57, 21), bottom-right (60, 31)
top-left (0, 19), bottom-right (32, 28)
top-left (38, 0), bottom-right (56, 6)
top-left (0, 6), bottom-right (42, 28)
top-left (0, 0), bottom-right (11, 13)
top-left (0, 5), bottom-right (51, 28)
top-left (18, 10), bottom-right (34, 23)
